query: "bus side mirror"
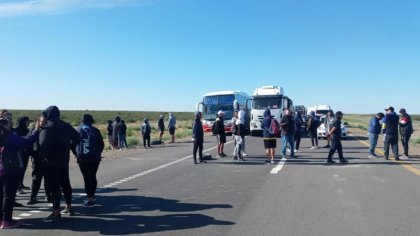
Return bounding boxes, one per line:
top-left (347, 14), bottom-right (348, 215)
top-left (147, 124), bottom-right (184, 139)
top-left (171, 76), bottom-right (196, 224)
top-left (196, 102), bottom-right (204, 112)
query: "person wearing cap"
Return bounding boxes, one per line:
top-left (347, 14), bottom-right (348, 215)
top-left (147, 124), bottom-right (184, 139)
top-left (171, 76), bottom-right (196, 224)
top-left (158, 115), bottom-right (165, 142)
top-left (213, 110), bottom-right (227, 157)
top-left (399, 108), bottom-right (413, 159)
top-left (326, 111), bottom-right (348, 164)
top-left (14, 116), bottom-right (32, 194)
top-left (74, 114), bottom-right (104, 207)
top-left (367, 112), bottom-right (385, 158)
top-left (381, 106), bottom-right (400, 160)
top-left (168, 113), bottom-right (177, 143)
top-left (39, 106), bottom-right (80, 222)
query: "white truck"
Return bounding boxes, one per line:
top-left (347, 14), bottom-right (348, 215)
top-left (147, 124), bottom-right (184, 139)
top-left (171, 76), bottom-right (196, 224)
top-left (249, 85), bottom-right (293, 136)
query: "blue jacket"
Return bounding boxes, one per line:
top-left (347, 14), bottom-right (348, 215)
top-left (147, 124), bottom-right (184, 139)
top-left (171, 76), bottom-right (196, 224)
top-left (368, 116), bottom-right (381, 134)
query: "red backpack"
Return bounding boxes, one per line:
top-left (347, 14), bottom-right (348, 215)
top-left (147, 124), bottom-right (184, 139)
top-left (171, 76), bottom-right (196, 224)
top-left (269, 119), bottom-right (280, 136)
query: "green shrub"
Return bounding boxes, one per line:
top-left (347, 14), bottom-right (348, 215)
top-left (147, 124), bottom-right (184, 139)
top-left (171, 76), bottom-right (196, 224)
top-left (127, 136), bottom-right (139, 147)
top-left (412, 136), bottom-right (420, 145)
top-left (175, 129), bottom-right (192, 139)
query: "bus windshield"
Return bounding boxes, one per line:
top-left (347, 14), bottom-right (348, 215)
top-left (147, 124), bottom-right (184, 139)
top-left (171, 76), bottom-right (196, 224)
top-left (252, 96), bottom-right (282, 109)
top-left (203, 95), bottom-right (235, 121)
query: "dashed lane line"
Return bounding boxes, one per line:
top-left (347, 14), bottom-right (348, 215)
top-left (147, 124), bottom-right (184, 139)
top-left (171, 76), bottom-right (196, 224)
top-left (270, 157), bottom-right (287, 174)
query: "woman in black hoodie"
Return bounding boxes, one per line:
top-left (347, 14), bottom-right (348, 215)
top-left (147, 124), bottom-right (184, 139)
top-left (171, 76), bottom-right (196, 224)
top-left (14, 116), bottom-right (31, 193)
top-left (192, 111), bottom-right (205, 164)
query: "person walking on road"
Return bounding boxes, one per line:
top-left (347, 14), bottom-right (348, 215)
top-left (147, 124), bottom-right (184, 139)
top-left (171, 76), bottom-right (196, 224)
top-left (382, 106), bottom-right (400, 161)
top-left (307, 111), bottom-right (319, 149)
top-left (213, 111), bottom-right (227, 158)
top-left (39, 106), bottom-right (80, 222)
top-left (323, 110), bottom-right (334, 148)
top-left (280, 108), bottom-right (296, 159)
top-left (74, 114), bottom-right (104, 207)
top-left (399, 108), bottom-right (413, 160)
top-left (192, 111), bottom-right (205, 164)
top-left (294, 110), bottom-right (304, 153)
top-left (158, 115), bottom-right (165, 142)
top-left (262, 109), bottom-right (277, 164)
top-left (233, 110), bottom-right (247, 161)
top-left (106, 120), bottom-right (113, 150)
top-left (326, 111), bottom-right (348, 164)
top-left (141, 118), bottom-right (152, 149)
top-left (368, 112), bottom-right (385, 158)
top-left (232, 111), bottom-right (247, 158)
top-left (168, 113), bottom-right (177, 143)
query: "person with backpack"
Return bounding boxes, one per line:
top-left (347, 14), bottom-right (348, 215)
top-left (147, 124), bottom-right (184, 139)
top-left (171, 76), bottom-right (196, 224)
top-left (192, 111), bottom-right (206, 164)
top-left (262, 109), bottom-right (278, 164)
top-left (280, 108), bottom-right (296, 159)
top-left (213, 110), bottom-right (227, 158)
top-left (118, 120), bottom-right (128, 150)
top-left (158, 115), bottom-right (165, 142)
top-left (106, 120), bottom-right (113, 150)
top-left (14, 116), bottom-right (32, 194)
top-left (294, 110), bottom-right (304, 153)
top-left (307, 111), bottom-right (319, 149)
top-left (382, 106), bottom-right (400, 161)
top-left (112, 116), bottom-right (121, 149)
top-left (141, 118), bottom-right (152, 148)
top-left (168, 113), bottom-right (177, 143)
top-left (233, 110), bottom-right (247, 161)
top-left (0, 117), bottom-right (40, 229)
top-left (326, 111), bottom-right (348, 164)
top-left (367, 112), bottom-right (385, 158)
top-left (399, 108), bottom-right (413, 160)
top-left (73, 114), bottom-right (104, 207)
top-left (39, 106), bottom-right (80, 222)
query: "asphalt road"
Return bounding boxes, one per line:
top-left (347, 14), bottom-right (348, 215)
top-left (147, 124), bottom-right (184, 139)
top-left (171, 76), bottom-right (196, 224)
top-left (6, 133), bottom-right (420, 236)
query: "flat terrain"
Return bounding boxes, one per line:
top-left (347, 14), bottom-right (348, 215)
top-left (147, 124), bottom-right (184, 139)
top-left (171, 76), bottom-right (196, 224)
top-left (8, 132), bottom-right (420, 236)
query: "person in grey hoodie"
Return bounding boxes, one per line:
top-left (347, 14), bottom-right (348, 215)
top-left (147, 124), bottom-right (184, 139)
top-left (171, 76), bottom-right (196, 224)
top-left (168, 113), bottom-right (176, 143)
top-left (233, 110), bottom-right (247, 161)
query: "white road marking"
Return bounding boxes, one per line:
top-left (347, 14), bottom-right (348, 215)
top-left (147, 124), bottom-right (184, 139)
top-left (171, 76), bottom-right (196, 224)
top-left (270, 157), bottom-right (287, 174)
top-left (19, 213), bottom-right (32, 217)
top-left (29, 210), bottom-right (42, 213)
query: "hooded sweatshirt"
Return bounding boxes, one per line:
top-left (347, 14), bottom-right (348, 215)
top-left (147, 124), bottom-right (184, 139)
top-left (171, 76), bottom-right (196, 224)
top-left (262, 109), bottom-right (275, 139)
top-left (168, 113), bottom-right (176, 128)
top-left (39, 106), bottom-right (80, 168)
top-left (192, 112), bottom-right (204, 143)
top-left (235, 110), bottom-right (246, 137)
top-left (142, 119), bottom-right (151, 136)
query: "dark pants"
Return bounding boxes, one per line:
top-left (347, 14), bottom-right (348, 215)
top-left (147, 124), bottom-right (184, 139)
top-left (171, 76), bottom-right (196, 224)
top-left (193, 141), bottom-right (203, 163)
top-left (0, 175), bottom-right (19, 221)
top-left (327, 138), bottom-right (344, 161)
top-left (78, 161), bottom-right (100, 198)
top-left (143, 134), bottom-right (151, 147)
top-left (401, 134), bottom-right (411, 156)
top-left (294, 132), bottom-right (301, 150)
top-left (310, 130), bottom-right (318, 147)
top-left (384, 134), bottom-right (399, 158)
top-left (30, 163), bottom-right (47, 200)
top-left (18, 154), bottom-right (30, 188)
top-left (44, 167), bottom-right (72, 211)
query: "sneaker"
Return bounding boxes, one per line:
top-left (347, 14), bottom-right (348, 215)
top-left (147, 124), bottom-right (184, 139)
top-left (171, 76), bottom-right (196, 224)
top-left (221, 153), bottom-right (228, 157)
top-left (43, 213), bottom-right (62, 222)
top-left (286, 148), bottom-right (291, 153)
top-left (399, 155), bottom-right (410, 160)
top-left (294, 149), bottom-right (301, 153)
top-left (324, 145), bottom-right (330, 148)
top-left (326, 159), bottom-right (336, 165)
top-left (83, 197), bottom-right (96, 204)
top-left (27, 198), bottom-right (39, 205)
top-left (270, 160), bottom-right (275, 165)
top-left (17, 189), bottom-right (26, 195)
top-left (61, 207), bottom-right (75, 216)
top-left (242, 153), bottom-right (248, 157)
top-left (339, 159), bottom-right (349, 164)
top-left (200, 160), bottom-right (207, 163)
top-left (21, 185), bottom-right (31, 190)
top-left (232, 156), bottom-right (238, 160)
top-left (1, 220), bottom-right (22, 229)
top-left (315, 146), bottom-right (319, 149)
top-left (395, 157), bottom-right (401, 161)
top-left (265, 160), bottom-right (270, 164)
top-left (368, 155), bottom-right (377, 158)
top-left (82, 201), bottom-right (95, 208)
top-left (239, 157), bottom-right (246, 161)
top-left (13, 202), bottom-right (23, 207)
top-left (310, 147), bottom-right (316, 150)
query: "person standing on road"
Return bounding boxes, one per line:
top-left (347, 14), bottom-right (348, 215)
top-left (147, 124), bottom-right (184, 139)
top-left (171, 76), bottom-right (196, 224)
top-left (399, 108), bottom-right (413, 160)
top-left (168, 113), bottom-right (177, 143)
top-left (382, 106), bottom-right (400, 161)
top-left (213, 110), bottom-right (227, 158)
top-left (0, 117), bottom-right (39, 229)
top-left (106, 120), bottom-right (113, 150)
top-left (323, 110), bottom-right (334, 148)
top-left (112, 116), bottom-right (121, 149)
top-left (118, 120), bottom-right (128, 150)
top-left (141, 118), bottom-right (152, 149)
top-left (294, 110), bottom-right (304, 153)
top-left (280, 108), bottom-right (296, 159)
top-left (39, 106), bottom-right (80, 222)
top-left (368, 112), bottom-right (385, 158)
top-left (326, 111), bottom-right (348, 165)
top-left (158, 115), bottom-right (165, 142)
top-left (307, 111), bottom-right (319, 149)
top-left (233, 110), bottom-right (247, 161)
top-left (192, 111), bottom-right (205, 164)
top-left (231, 111), bottom-right (239, 157)
top-left (14, 116), bottom-right (32, 194)
top-left (74, 114), bottom-right (104, 207)
top-left (262, 109), bottom-right (277, 164)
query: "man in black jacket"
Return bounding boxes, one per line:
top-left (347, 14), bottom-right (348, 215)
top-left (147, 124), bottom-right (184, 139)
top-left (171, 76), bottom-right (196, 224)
top-left (399, 108), bottom-right (413, 159)
top-left (382, 106), bottom-right (400, 161)
top-left (280, 108), bottom-right (295, 159)
top-left (39, 106), bottom-right (80, 222)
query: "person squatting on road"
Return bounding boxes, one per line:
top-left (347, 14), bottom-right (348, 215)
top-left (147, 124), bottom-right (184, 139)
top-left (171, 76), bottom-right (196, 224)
top-left (307, 111), bottom-right (319, 149)
top-left (399, 108), bottom-right (413, 160)
top-left (294, 110), bottom-right (304, 153)
top-left (382, 106), bottom-right (400, 161)
top-left (0, 117), bottom-right (39, 229)
top-left (73, 114), bottom-right (104, 207)
top-left (192, 111), bottom-right (205, 164)
top-left (158, 115), bottom-right (165, 142)
top-left (168, 113), bottom-right (177, 143)
top-left (326, 111), bottom-right (348, 165)
top-left (368, 112), bottom-right (385, 158)
top-left (141, 118), bottom-right (152, 148)
top-left (280, 108), bottom-right (296, 159)
top-left (213, 110), bottom-right (227, 158)
top-left (232, 110), bottom-right (247, 161)
top-left (39, 106), bottom-right (80, 222)
top-left (262, 109), bottom-right (277, 165)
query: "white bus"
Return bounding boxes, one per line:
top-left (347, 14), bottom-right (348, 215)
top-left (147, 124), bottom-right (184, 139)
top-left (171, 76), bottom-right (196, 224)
top-left (196, 91), bottom-right (251, 134)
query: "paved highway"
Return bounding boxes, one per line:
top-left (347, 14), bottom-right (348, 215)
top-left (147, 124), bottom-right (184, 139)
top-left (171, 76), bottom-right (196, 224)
top-left (7, 134), bottom-right (420, 236)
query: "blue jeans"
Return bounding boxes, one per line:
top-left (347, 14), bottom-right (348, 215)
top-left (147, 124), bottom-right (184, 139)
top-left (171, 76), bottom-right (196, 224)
top-left (281, 135), bottom-right (294, 157)
top-left (368, 133), bottom-right (379, 155)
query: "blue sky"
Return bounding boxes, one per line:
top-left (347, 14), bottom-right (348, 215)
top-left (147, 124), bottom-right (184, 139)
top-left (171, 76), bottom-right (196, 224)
top-left (1, 0), bottom-right (419, 113)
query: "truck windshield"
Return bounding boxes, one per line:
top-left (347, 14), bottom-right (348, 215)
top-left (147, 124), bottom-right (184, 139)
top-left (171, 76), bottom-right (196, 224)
top-left (252, 97), bottom-right (282, 109)
top-left (203, 95), bottom-right (235, 121)
top-left (316, 110), bottom-right (330, 115)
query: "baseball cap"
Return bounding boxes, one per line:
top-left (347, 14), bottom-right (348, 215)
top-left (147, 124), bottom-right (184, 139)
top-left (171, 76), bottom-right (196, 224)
top-left (399, 108), bottom-right (406, 113)
top-left (385, 106), bottom-right (394, 112)
top-left (217, 110), bottom-right (225, 116)
top-left (335, 111), bottom-right (343, 116)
